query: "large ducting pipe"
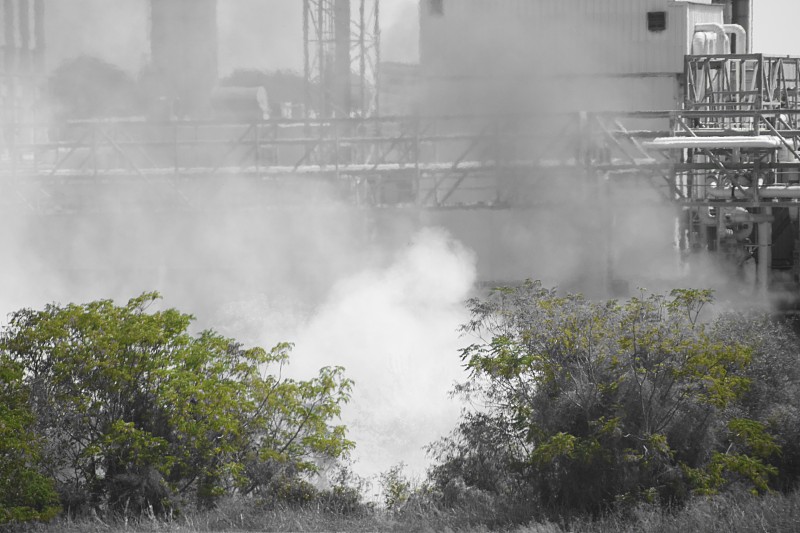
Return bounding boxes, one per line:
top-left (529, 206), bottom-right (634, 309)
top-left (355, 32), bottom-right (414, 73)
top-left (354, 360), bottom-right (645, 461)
top-left (722, 24), bottom-right (747, 54)
top-left (694, 23), bottom-right (730, 54)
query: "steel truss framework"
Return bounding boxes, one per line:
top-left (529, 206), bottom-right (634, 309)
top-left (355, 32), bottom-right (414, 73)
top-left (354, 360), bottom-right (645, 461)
top-left (2, 54), bottom-right (800, 293)
top-left (303, 0), bottom-right (380, 118)
top-left (666, 54), bottom-right (800, 294)
top-left (0, 111), bottom-right (674, 210)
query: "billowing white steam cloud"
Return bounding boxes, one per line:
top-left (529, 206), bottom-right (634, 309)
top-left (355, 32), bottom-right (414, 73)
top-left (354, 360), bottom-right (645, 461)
top-left (214, 226), bottom-right (476, 482)
top-left (290, 227), bottom-right (475, 479)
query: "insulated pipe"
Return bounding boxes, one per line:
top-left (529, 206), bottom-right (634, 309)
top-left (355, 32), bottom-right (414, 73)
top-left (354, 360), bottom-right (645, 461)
top-left (643, 136), bottom-right (782, 150)
top-left (723, 24), bottom-right (747, 54)
top-left (758, 208), bottom-right (772, 294)
top-left (694, 23), bottom-right (730, 54)
top-left (706, 185), bottom-right (800, 199)
top-left (756, 186), bottom-right (800, 199)
top-left (692, 32), bottom-right (716, 55)
top-left (722, 24), bottom-right (746, 94)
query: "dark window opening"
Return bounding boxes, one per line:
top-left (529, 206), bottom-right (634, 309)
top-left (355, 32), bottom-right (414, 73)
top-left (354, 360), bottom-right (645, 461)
top-left (429, 0), bottom-right (444, 17)
top-left (648, 11), bottom-right (667, 32)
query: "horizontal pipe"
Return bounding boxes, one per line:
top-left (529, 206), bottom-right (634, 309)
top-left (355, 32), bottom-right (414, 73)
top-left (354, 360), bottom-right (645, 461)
top-left (722, 24), bottom-right (747, 54)
top-left (644, 135), bottom-right (782, 150)
top-left (706, 185), bottom-right (800, 199)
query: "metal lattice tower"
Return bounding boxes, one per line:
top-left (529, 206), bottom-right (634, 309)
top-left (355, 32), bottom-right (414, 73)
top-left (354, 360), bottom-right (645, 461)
top-left (303, 0), bottom-right (380, 118)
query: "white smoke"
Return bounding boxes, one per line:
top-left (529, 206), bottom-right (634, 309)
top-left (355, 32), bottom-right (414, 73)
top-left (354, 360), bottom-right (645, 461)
top-left (290, 227), bottom-right (475, 479)
top-left (216, 226), bottom-right (476, 481)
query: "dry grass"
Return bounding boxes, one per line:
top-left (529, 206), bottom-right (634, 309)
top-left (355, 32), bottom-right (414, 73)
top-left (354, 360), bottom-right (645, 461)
top-left (514, 490), bottom-right (800, 533)
top-left (8, 490), bottom-right (800, 533)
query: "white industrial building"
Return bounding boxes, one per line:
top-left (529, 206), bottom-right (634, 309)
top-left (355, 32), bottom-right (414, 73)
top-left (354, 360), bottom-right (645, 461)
top-left (419, 0), bottom-right (752, 114)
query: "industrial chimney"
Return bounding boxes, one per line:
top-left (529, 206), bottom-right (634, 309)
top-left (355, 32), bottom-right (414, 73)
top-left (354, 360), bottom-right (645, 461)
top-left (713, 0), bottom-right (753, 52)
top-left (150, 0), bottom-right (218, 117)
top-left (730, 0), bottom-right (753, 53)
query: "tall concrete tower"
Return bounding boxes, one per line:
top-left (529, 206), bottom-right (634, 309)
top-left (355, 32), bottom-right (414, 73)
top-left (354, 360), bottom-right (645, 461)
top-left (150, 0), bottom-right (218, 116)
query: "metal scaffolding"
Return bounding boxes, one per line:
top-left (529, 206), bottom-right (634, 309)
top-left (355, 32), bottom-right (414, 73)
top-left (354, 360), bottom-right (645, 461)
top-left (303, 0), bottom-right (380, 119)
top-left (2, 51), bottom-right (800, 298)
top-left (647, 54), bottom-right (800, 293)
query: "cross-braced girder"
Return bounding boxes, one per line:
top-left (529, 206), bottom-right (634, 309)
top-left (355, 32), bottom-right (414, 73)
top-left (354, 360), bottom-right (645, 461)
top-left (303, 0), bottom-right (380, 119)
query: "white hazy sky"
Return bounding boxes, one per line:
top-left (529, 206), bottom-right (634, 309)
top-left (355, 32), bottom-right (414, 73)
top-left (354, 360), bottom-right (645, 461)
top-left (753, 0), bottom-right (800, 56)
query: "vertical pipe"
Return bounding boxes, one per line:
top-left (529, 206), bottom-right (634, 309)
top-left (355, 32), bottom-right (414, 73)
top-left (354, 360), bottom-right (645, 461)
top-left (334, 0), bottom-right (351, 117)
top-left (600, 170), bottom-right (613, 296)
top-left (3, 0), bottom-right (16, 160)
top-left (359, 0), bottom-right (366, 116)
top-left (303, 0), bottom-right (311, 118)
top-left (173, 123), bottom-right (179, 174)
top-left (731, 0), bottom-right (753, 53)
top-left (715, 206), bottom-right (725, 252)
top-left (304, 0), bottom-right (311, 116)
top-left (374, 0), bottom-right (381, 118)
top-left (317, 0), bottom-right (325, 117)
top-left (18, 0), bottom-right (29, 73)
top-left (4, 0), bottom-right (16, 76)
top-left (757, 208), bottom-right (772, 295)
top-left (33, 0), bottom-right (43, 72)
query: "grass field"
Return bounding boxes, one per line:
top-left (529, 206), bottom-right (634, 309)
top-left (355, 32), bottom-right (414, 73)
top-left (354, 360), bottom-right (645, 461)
top-left (9, 489), bottom-right (800, 533)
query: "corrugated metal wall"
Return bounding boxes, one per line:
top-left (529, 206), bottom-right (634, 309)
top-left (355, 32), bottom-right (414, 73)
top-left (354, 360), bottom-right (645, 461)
top-left (423, 75), bottom-right (679, 115)
top-left (420, 0), bottom-right (724, 114)
top-left (421, 0), bottom-right (723, 74)
top-left (422, 0), bottom-right (724, 77)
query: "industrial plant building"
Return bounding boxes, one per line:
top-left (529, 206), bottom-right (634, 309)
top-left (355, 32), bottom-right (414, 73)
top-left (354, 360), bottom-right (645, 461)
top-left (3, 0), bottom-right (800, 303)
top-left (419, 0), bottom-right (752, 115)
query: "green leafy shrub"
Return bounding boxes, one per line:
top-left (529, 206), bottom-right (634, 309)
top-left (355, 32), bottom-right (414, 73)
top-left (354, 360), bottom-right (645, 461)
top-left (0, 292), bottom-right (353, 516)
top-left (711, 312), bottom-right (800, 491)
top-left (430, 282), bottom-right (790, 522)
top-left (379, 463), bottom-right (412, 511)
top-left (0, 355), bottom-right (60, 525)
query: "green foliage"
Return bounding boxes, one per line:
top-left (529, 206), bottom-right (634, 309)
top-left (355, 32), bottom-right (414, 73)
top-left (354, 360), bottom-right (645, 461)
top-left (710, 313), bottom-right (800, 491)
top-left (0, 355), bottom-right (61, 525)
top-left (426, 411), bottom-right (537, 526)
top-left (379, 463), bottom-right (412, 511)
top-left (0, 292), bottom-right (353, 515)
top-left (432, 281), bottom-right (786, 520)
